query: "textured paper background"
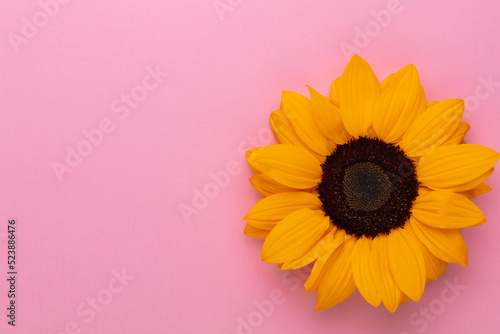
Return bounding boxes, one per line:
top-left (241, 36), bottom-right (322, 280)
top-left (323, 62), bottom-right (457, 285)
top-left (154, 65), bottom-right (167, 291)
top-left (1, 1), bottom-right (500, 333)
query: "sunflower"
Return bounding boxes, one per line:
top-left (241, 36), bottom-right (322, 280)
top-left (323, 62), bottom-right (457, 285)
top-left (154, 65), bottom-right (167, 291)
top-left (243, 55), bottom-right (499, 312)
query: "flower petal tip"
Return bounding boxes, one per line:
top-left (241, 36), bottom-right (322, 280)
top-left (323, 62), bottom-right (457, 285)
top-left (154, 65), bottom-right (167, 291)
top-left (245, 148), bottom-right (257, 160)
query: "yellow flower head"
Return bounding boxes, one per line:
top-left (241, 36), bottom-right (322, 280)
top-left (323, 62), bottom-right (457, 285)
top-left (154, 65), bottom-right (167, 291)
top-left (243, 55), bottom-right (499, 312)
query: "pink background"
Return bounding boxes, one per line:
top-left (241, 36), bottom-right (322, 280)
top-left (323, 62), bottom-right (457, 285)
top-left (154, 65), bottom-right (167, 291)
top-left (1, 1), bottom-right (500, 333)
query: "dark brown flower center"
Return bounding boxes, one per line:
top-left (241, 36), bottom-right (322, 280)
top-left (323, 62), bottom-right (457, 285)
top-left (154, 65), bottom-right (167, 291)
top-left (317, 137), bottom-right (419, 238)
top-left (343, 162), bottom-right (392, 211)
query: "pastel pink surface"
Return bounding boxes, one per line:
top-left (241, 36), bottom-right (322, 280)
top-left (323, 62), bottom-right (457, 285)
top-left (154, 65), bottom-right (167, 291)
top-left (1, 1), bottom-right (500, 333)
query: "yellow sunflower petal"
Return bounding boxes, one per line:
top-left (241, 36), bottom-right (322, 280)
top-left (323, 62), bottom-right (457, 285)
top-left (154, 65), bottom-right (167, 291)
top-left (244, 223), bottom-right (270, 239)
top-left (261, 208), bottom-right (330, 263)
top-left (281, 91), bottom-right (334, 155)
top-left (412, 191), bottom-right (486, 229)
top-left (368, 235), bottom-right (402, 313)
top-left (249, 174), bottom-right (296, 196)
top-left (365, 126), bottom-right (377, 139)
top-left (458, 183), bottom-right (492, 199)
top-left (400, 293), bottom-right (411, 304)
top-left (269, 108), bottom-right (299, 145)
top-left (281, 226), bottom-right (340, 270)
top-left (315, 237), bottom-right (357, 310)
top-left (426, 101), bottom-right (439, 108)
top-left (401, 99), bottom-right (464, 157)
top-left (372, 64), bottom-right (426, 143)
top-left (244, 192), bottom-right (322, 229)
top-left (309, 86), bottom-right (350, 145)
top-left (419, 243), bottom-right (448, 281)
top-left (351, 237), bottom-right (382, 307)
top-left (418, 144), bottom-right (499, 191)
top-left (304, 230), bottom-right (351, 293)
top-left (417, 186), bottom-right (432, 196)
top-left (373, 65), bottom-right (426, 143)
top-left (246, 145), bottom-right (322, 189)
top-left (337, 55), bottom-right (380, 138)
top-left (409, 217), bottom-right (468, 266)
top-left (444, 168), bottom-right (494, 193)
top-left (404, 222), bottom-right (448, 280)
top-left (443, 121), bottom-right (470, 146)
top-left (330, 77), bottom-right (341, 106)
top-left (387, 229), bottom-right (426, 302)
top-left (269, 109), bottom-right (312, 153)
